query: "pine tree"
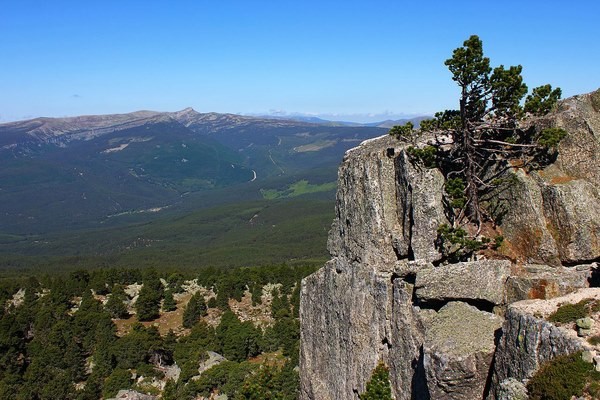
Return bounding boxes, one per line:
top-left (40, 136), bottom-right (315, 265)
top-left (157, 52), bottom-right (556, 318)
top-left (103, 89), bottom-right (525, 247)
top-left (391, 35), bottom-right (566, 258)
top-left (162, 289), bottom-right (177, 312)
top-left (135, 268), bottom-right (163, 322)
top-left (105, 284), bottom-right (129, 319)
top-left (361, 361), bottom-right (393, 400)
top-left (182, 292), bottom-right (207, 328)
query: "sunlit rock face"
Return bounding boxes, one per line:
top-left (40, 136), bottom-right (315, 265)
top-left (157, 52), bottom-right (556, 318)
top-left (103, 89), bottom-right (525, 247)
top-left (300, 90), bottom-right (600, 400)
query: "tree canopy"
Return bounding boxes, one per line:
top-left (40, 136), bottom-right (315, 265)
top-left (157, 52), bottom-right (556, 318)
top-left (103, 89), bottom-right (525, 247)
top-left (391, 35), bottom-right (566, 259)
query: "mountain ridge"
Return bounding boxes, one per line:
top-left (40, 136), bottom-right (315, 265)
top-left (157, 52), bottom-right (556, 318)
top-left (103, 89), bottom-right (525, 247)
top-left (0, 109), bottom-right (429, 148)
top-left (0, 108), bottom-right (386, 265)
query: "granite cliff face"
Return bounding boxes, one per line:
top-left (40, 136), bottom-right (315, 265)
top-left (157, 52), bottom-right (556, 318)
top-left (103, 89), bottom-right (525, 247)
top-left (299, 90), bottom-right (600, 399)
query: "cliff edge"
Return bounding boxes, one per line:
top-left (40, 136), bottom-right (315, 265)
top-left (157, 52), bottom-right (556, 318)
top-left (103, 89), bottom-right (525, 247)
top-left (299, 89), bottom-right (600, 400)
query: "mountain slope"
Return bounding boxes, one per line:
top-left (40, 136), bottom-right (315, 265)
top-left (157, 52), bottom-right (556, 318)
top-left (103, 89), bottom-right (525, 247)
top-left (0, 109), bottom-right (385, 263)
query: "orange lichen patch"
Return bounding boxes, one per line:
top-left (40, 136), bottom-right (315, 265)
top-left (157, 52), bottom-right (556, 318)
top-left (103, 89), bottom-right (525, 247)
top-left (496, 237), bottom-right (525, 266)
top-left (527, 279), bottom-right (563, 300)
top-left (549, 175), bottom-right (577, 185)
top-left (507, 226), bottom-right (544, 263)
top-left (527, 279), bottom-right (551, 300)
top-left (508, 158), bottom-right (526, 169)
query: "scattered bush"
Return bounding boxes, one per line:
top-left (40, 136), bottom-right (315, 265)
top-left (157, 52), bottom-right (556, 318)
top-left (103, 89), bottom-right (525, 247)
top-left (388, 122), bottom-right (417, 142)
top-left (527, 352), bottom-right (600, 400)
top-left (548, 299), bottom-right (590, 323)
top-left (436, 224), bottom-right (484, 261)
top-left (445, 178), bottom-right (466, 209)
top-left (537, 127), bottom-right (567, 149)
top-left (587, 335), bottom-right (600, 346)
top-left (406, 145), bottom-right (438, 168)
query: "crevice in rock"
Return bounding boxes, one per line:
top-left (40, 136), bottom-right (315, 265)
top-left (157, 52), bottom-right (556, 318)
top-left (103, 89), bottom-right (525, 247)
top-left (589, 265), bottom-right (600, 287)
top-left (431, 258), bottom-right (444, 267)
top-left (482, 327), bottom-right (503, 399)
top-left (411, 345), bottom-right (430, 400)
top-left (392, 243), bottom-right (406, 261)
top-left (386, 147), bottom-right (395, 157)
top-left (382, 337), bottom-right (392, 350)
top-left (414, 298), bottom-right (496, 314)
top-left (562, 256), bottom-right (600, 268)
top-left (390, 272), bottom-right (400, 284)
top-left (403, 272), bottom-right (416, 285)
top-left (407, 245), bottom-right (415, 261)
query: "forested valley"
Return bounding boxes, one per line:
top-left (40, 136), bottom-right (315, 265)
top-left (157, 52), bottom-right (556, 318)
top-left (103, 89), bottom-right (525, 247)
top-left (0, 264), bottom-right (315, 399)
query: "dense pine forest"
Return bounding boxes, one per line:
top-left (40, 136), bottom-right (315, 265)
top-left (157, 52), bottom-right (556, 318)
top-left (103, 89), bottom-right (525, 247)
top-left (0, 264), bottom-right (315, 399)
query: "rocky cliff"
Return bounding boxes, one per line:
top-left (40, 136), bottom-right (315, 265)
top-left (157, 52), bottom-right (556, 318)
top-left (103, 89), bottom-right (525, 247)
top-left (299, 89), bottom-right (600, 399)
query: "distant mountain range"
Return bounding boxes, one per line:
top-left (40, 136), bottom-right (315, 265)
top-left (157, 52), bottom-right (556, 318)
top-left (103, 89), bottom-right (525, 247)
top-left (255, 114), bottom-right (430, 128)
top-left (0, 108), bottom-right (388, 259)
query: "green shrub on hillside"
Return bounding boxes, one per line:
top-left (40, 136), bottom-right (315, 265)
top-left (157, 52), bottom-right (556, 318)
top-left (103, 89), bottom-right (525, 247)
top-left (527, 352), bottom-right (600, 400)
top-left (361, 361), bottom-right (393, 400)
top-left (548, 300), bottom-right (590, 323)
top-left (182, 292), bottom-right (207, 328)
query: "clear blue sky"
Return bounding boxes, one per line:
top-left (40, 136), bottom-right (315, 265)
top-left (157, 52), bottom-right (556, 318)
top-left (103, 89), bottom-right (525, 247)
top-left (1, 1), bottom-right (599, 123)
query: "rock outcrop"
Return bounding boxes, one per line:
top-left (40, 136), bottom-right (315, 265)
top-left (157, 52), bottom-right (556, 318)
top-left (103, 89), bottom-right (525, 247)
top-left (497, 90), bottom-right (600, 265)
top-left (414, 260), bottom-right (511, 308)
top-left (423, 302), bottom-right (503, 400)
top-left (300, 90), bottom-right (600, 400)
top-left (106, 390), bottom-right (157, 400)
top-left (491, 288), bottom-right (600, 398)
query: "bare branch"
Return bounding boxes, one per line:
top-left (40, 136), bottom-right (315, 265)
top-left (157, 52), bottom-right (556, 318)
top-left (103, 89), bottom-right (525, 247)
top-left (474, 138), bottom-right (538, 148)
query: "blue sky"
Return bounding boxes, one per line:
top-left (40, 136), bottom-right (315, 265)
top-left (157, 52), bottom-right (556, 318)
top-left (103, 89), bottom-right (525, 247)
top-left (1, 1), bottom-right (599, 123)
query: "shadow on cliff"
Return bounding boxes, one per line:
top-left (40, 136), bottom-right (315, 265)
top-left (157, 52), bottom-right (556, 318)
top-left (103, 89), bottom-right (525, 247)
top-left (411, 346), bottom-right (431, 400)
top-left (589, 265), bottom-right (600, 287)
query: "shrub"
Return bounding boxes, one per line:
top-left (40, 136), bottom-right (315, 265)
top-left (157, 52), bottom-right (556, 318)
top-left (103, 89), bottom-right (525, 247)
top-left (406, 145), bottom-right (438, 168)
top-left (445, 178), bottom-right (466, 209)
top-left (537, 127), bottom-right (567, 149)
top-left (548, 300), bottom-right (590, 323)
top-left (388, 122), bottom-right (416, 142)
top-left (527, 352), bottom-right (600, 400)
top-left (436, 224), bottom-right (484, 261)
top-left (361, 361), bottom-right (393, 400)
top-left (587, 335), bottom-right (600, 346)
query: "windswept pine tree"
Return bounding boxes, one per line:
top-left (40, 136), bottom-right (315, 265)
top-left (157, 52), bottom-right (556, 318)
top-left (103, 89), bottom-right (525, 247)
top-left (390, 35), bottom-right (566, 260)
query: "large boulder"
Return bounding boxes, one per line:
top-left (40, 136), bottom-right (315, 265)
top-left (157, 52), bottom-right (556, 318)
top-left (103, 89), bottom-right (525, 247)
top-left (423, 302), bottom-right (503, 400)
top-left (498, 89), bottom-right (600, 265)
top-left (327, 134), bottom-right (448, 269)
top-left (300, 258), bottom-right (426, 400)
top-left (414, 260), bottom-right (511, 307)
top-left (489, 289), bottom-right (600, 397)
top-left (505, 263), bottom-right (597, 302)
